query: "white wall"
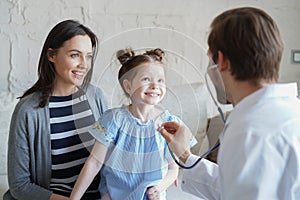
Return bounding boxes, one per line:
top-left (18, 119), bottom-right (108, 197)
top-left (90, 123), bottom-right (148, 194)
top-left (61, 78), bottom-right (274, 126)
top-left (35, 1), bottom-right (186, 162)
top-left (1, 0), bottom-right (300, 195)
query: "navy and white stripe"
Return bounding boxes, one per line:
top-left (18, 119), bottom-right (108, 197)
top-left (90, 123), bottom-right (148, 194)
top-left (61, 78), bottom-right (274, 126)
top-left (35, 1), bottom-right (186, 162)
top-left (49, 92), bottom-right (100, 199)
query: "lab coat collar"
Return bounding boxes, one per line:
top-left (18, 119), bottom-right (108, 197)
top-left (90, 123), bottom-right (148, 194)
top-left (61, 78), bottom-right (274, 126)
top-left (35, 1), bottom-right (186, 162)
top-left (234, 82), bottom-right (298, 110)
top-left (225, 83), bottom-right (298, 126)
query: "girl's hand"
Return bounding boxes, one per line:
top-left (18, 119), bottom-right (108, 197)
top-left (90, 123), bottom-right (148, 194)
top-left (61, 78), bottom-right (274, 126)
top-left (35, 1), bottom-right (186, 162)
top-left (174, 178), bottom-right (178, 187)
top-left (146, 186), bottom-right (160, 200)
top-left (100, 192), bottom-right (111, 200)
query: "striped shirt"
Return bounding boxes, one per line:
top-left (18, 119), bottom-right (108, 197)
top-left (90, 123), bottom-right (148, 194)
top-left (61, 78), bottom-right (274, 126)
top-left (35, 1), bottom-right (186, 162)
top-left (49, 91), bottom-right (100, 199)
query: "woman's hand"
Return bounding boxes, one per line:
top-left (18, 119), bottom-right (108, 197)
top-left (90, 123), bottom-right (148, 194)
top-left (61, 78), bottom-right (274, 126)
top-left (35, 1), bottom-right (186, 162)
top-left (50, 193), bottom-right (69, 200)
top-left (158, 121), bottom-right (192, 163)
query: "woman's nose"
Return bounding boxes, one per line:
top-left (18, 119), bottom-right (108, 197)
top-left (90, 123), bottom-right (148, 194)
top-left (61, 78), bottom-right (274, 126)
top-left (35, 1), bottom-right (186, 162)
top-left (78, 63), bottom-right (88, 69)
top-left (78, 57), bottom-right (88, 69)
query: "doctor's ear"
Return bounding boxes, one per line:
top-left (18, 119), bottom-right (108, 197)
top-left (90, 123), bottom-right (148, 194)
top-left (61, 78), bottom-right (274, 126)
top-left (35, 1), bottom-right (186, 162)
top-left (217, 51), bottom-right (230, 71)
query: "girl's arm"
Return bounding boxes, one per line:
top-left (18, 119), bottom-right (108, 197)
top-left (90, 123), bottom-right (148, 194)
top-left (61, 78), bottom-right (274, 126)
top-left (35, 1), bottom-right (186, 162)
top-left (147, 158), bottom-right (179, 199)
top-left (157, 159), bottom-right (179, 191)
top-left (70, 141), bottom-right (108, 200)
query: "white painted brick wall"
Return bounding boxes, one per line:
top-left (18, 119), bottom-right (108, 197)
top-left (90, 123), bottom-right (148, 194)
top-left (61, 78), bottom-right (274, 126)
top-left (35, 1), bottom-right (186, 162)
top-left (1, 0), bottom-right (300, 196)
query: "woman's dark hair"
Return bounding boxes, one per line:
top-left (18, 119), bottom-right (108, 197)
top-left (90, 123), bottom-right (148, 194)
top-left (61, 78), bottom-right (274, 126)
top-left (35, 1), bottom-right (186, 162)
top-left (116, 48), bottom-right (164, 97)
top-left (19, 19), bottom-right (98, 107)
top-left (208, 7), bottom-right (283, 85)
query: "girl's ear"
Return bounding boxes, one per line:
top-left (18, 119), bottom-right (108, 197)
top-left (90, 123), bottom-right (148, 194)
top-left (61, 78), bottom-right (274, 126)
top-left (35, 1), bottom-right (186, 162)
top-left (47, 48), bottom-right (55, 62)
top-left (217, 51), bottom-right (230, 72)
top-left (123, 79), bottom-right (131, 95)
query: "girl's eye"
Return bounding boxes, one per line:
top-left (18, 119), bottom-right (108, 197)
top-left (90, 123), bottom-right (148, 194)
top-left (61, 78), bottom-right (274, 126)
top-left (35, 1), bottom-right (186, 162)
top-left (158, 79), bottom-right (165, 83)
top-left (142, 77), bottom-right (150, 81)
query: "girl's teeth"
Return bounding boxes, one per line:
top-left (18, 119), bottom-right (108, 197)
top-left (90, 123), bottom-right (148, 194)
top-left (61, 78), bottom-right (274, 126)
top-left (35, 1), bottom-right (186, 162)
top-left (147, 93), bottom-right (158, 97)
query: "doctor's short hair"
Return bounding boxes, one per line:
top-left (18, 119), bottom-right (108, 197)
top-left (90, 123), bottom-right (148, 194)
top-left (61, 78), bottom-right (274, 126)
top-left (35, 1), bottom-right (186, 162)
top-left (208, 7), bottom-right (284, 84)
top-left (116, 48), bottom-right (165, 97)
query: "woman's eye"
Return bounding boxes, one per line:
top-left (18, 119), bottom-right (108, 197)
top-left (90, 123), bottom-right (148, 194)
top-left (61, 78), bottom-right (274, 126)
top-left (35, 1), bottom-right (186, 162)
top-left (70, 53), bottom-right (79, 58)
top-left (86, 54), bottom-right (93, 60)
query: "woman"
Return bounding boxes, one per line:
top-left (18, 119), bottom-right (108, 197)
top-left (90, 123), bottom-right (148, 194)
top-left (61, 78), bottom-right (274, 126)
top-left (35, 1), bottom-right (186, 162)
top-left (4, 20), bottom-right (107, 200)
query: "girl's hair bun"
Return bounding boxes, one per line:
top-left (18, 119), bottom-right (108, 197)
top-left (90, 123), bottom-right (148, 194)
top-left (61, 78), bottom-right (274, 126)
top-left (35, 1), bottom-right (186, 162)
top-left (116, 48), bottom-right (135, 65)
top-left (144, 48), bottom-right (164, 62)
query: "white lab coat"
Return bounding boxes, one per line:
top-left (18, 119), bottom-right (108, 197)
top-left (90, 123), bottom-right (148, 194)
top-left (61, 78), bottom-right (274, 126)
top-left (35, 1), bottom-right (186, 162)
top-left (181, 83), bottom-right (300, 200)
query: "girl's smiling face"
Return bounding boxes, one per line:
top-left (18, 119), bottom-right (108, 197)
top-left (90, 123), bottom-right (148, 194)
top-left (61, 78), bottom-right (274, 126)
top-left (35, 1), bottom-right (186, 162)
top-left (48, 35), bottom-right (93, 95)
top-left (123, 62), bottom-right (166, 106)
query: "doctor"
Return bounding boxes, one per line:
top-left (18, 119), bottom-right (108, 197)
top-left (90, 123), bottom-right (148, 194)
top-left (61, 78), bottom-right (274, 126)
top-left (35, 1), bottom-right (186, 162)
top-left (160, 7), bottom-right (300, 200)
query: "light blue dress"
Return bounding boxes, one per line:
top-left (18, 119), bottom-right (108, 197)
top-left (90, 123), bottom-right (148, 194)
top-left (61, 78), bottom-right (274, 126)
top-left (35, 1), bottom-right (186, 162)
top-left (89, 105), bottom-right (194, 200)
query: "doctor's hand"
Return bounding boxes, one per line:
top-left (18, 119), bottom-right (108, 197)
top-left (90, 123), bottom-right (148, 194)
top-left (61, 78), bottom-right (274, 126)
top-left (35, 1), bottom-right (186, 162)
top-left (159, 122), bottom-right (192, 163)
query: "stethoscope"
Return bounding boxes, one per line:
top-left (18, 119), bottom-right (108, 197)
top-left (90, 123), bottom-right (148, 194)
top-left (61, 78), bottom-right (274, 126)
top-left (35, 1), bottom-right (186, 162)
top-left (168, 64), bottom-right (226, 169)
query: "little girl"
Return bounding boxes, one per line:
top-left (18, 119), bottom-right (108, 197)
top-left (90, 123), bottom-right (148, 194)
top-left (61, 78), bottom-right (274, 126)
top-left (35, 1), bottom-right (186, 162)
top-left (70, 48), bottom-right (195, 200)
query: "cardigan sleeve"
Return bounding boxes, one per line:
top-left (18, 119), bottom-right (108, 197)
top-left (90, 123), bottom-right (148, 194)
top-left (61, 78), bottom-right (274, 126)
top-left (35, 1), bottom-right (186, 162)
top-left (86, 84), bottom-right (108, 120)
top-left (7, 98), bottom-right (52, 200)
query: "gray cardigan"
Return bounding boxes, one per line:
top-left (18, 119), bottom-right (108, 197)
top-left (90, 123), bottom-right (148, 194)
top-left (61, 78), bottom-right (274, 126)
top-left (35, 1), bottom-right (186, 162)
top-left (3, 85), bottom-right (108, 200)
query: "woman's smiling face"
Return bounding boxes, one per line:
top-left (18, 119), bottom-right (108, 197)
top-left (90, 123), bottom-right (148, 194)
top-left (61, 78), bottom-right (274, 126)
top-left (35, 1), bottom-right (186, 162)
top-left (48, 35), bottom-right (93, 95)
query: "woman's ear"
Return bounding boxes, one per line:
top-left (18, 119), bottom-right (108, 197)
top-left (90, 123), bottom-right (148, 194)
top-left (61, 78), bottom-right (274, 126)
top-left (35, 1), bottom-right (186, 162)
top-left (47, 48), bottom-right (55, 62)
top-left (217, 51), bottom-right (230, 72)
top-left (123, 79), bottom-right (131, 95)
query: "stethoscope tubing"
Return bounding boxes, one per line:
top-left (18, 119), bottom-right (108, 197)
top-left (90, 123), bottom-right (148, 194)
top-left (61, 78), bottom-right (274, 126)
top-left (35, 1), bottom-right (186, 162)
top-left (168, 66), bottom-right (226, 169)
top-left (168, 140), bottom-right (220, 169)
